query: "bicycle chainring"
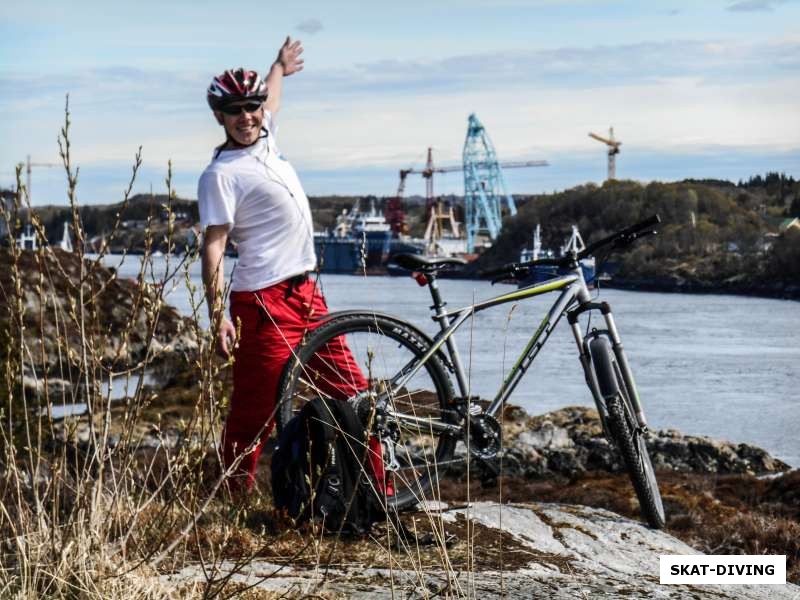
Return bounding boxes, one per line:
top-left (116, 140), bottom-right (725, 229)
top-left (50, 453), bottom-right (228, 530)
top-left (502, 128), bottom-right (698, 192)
top-left (465, 414), bottom-right (502, 460)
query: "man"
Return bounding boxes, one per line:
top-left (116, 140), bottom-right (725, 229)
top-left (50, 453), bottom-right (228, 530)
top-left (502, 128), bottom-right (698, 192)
top-left (198, 37), bottom-right (369, 491)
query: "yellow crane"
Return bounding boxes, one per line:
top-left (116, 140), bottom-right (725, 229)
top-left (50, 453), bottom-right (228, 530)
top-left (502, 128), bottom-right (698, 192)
top-left (588, 127), bottom-right (621, 181)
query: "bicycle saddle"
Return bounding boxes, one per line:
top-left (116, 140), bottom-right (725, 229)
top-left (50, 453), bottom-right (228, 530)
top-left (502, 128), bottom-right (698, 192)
top-left (391, 253), bottom-right (468, 273)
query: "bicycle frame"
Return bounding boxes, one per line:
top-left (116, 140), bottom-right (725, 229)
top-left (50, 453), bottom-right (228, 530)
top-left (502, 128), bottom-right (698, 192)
top-left (385, 262), bottom-right (648, 437)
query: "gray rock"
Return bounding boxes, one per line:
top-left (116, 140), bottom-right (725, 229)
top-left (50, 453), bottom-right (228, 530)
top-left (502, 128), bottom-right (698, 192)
top-left (162, 501), bottom-right (799, 598)
top-left (516, 422), bottom-right (574, 450)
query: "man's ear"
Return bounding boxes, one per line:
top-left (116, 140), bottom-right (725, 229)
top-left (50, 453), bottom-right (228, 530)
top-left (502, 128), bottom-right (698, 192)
top-left (213, 111), bottom-right (225, 126)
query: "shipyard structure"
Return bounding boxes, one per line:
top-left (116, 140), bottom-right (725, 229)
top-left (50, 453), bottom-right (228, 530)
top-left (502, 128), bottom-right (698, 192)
top-left (314, 113), bottom-right (549, 274)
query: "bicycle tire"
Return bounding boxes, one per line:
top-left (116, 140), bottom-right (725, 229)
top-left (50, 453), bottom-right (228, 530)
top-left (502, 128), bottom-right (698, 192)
top-left (589, 337), bottom-right (666, 529)
top-left (275, 312), bottom-right (457, 511)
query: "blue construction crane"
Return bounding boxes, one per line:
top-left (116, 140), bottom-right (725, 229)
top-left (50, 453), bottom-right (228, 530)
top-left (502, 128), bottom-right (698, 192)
top-left (462, 113), bottom-right (547, 252)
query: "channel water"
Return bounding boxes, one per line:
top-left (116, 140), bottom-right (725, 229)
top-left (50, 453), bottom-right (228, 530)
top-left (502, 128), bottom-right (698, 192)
top-left (108, 255), bottom-right (800, 467)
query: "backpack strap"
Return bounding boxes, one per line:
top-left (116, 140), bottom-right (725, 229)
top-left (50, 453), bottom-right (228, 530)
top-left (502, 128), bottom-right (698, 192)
top-left (305, 398), bottom-right (348, 516)
top-left (271, 413), bottom-right (313, 519)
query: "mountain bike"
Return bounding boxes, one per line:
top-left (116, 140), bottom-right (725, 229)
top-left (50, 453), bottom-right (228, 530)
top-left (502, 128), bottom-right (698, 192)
top-left (276, 215), bottom-right (666, 528)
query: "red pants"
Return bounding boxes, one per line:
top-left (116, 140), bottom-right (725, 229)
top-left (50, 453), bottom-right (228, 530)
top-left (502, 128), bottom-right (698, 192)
top-left (225, 277), bottom-right (367, 490)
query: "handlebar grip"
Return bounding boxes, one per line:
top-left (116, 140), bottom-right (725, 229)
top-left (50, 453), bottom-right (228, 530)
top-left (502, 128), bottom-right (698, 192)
top-left (579, 214), bottom-right (661, 259)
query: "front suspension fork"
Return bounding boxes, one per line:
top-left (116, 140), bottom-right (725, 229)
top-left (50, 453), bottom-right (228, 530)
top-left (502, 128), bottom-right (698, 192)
top-left (568, 302), bottom-right (649, 431)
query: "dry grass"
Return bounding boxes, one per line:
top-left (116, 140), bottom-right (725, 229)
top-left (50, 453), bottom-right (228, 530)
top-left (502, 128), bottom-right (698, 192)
top-left (0, 101), bottom-right (230, 598)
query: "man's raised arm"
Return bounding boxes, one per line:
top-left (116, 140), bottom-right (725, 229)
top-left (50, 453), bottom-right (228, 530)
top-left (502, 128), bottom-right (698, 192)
top-left (264, 36), bottom-right (304, 119)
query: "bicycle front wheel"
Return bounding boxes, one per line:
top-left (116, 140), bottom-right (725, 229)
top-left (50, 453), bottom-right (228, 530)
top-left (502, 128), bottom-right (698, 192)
top-left (276, 313), bottom-right (457, 511)
top-left (589, 337), bottom-right (666, 529)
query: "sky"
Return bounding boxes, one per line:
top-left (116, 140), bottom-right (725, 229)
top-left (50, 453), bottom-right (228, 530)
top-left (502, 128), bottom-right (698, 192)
top-left (1, 0), bottom-right (798, 206)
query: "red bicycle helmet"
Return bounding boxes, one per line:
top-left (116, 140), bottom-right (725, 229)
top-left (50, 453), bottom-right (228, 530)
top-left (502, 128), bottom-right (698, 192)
top-left (207, 68), bottom-right (268, 110)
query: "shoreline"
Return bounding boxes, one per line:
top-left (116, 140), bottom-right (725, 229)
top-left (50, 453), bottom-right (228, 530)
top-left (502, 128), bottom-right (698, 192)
top-left (601, 276), bottom-right (800, 302)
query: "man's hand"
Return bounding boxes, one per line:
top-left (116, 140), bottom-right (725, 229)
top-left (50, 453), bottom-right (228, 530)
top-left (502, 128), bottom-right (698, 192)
top-left (217, 317), bottom-right (237, 358)
top-left (276, 36), bottom-right (304, 76)
top-left (265, 37), bottom-right (303, 118)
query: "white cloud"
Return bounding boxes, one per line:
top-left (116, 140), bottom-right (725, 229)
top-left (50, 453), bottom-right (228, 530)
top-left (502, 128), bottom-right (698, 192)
top-left (727, 0), bottom-right (790, 12)
top-left (296, 18), bottom-right (324, 35)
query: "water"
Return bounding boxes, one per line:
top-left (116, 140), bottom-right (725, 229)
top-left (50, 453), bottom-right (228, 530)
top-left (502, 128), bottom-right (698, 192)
top-left (46, 372), bottom-right (155, 419)
top-left (109, 255), bottom-right (800, 467)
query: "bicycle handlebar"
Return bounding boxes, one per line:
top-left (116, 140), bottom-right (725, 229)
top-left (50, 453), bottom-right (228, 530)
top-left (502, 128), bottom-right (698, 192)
top-left (478, 214), bottom-right (661, 282)
top-left (578, 214), bottom-right (661, 260)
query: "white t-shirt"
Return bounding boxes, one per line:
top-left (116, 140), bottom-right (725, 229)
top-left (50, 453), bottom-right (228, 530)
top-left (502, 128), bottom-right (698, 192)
top-left (198, 112), bottom-right (316, 291)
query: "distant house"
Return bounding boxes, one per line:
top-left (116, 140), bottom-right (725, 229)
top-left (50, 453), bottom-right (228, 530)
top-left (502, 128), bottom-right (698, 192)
top-left (16, 223), bottom-right (38, 250)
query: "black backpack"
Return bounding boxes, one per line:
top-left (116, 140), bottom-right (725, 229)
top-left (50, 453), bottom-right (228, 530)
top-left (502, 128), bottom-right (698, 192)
top-left (271, 398), bottom-right (385, 534)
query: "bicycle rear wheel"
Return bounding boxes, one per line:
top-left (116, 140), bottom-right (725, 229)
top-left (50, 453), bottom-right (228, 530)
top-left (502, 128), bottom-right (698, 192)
top-left (276, 313), bottom-right (457, 511)
top-left (589, 337), bottom-right (666, 529)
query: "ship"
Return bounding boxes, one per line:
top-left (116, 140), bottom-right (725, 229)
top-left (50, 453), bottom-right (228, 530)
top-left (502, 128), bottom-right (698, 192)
top-left (517, 224), bottom-right (596, 288)
top-left (315, 197), bottom-right (423, 274)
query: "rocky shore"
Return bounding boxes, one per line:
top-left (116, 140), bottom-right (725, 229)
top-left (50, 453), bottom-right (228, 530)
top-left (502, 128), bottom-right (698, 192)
top-left (0, 248), bottom-right (200, 397)
top-left (451, 404), bottom-right (791, 481)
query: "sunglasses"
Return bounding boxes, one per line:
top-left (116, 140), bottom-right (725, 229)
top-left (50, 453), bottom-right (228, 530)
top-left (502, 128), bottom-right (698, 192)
top-left (219, 102), bottom-right (263, 116)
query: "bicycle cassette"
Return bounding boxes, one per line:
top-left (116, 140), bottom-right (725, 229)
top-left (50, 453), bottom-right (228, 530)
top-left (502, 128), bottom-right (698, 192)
top-left (465, 414), bottom-right (502, 460)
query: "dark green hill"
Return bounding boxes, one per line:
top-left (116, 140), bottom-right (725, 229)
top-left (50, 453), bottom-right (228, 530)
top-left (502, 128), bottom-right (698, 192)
top-left (472, 180), bottom-right (800, 299)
